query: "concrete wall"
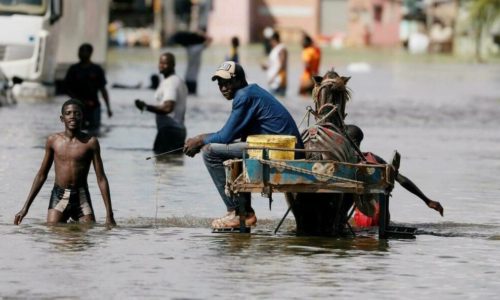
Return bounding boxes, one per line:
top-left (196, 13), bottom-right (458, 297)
top-left (206, 0), bottom-right (251, 44)
top-left (346, 0), bottom-right (401, 47)
top-left (206, 0), bottom-right (401, 47)
top-left (253, 0), bottom-right (320, 43)
top-left (207, 0), bottom-right (320, 44)
top-left (370, 0), bottom-right (401, 46)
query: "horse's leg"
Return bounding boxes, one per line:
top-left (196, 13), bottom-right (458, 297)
top-left (336, 193), bottom-right (355, 236)
top-left (286, 192), bottom-right (345, 236)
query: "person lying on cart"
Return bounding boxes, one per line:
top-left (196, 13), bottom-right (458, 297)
top-left (345, 124), bottom-right (444, 227)
top-left (183, 61), bottom-right (304, 229)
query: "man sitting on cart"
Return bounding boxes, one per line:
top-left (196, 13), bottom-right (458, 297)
top-left (183, 61), bottom-right (303, 229)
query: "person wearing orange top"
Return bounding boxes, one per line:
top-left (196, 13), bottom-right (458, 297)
top-left (299, 34), bottom-right (321, 96)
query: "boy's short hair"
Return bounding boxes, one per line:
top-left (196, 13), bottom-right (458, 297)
top-left (61, 99), bottom-right (84, 114)
top-left (79, 43), bottom-right (93, 53)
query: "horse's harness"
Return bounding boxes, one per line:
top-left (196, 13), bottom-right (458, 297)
top-left (312, 78), bottom-right (338, 104)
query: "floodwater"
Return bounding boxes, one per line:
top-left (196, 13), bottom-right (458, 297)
top-left (1, 46), bottom-right (499, 299)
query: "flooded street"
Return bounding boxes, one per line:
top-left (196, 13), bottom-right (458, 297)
top-left (1, 46), bottom-right (500, 299)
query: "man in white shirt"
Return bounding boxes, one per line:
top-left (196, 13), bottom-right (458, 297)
top-left (261, 32), bottom-right (288, 96)
top-left (135, 52), bottom-right (188, 153)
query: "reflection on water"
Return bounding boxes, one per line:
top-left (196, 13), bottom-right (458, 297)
top-left (46, 223), bottom-right (97, 252)
top-left (153, 153), bottom-right (185, 166)
top-left (1, 47), bottom-right (500, 298)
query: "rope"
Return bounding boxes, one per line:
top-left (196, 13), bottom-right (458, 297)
top-left (153, 160), bottom-right (161, 228)
top-left (297, 108), bottom-right (311, 130)
top-left (314, 105), bottom-right (338, 125)
top-left (257, 158), bottom-right (363, 184)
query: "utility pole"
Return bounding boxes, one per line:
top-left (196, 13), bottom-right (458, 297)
top-left (190, 0), bottom-right (200, 31)
top-left (163, 0), bottom-right (176, 38)
top-left (151, 0), bottom-right (162, 49)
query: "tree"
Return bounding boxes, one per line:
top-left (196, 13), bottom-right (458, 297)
top-left (468, 0), bottom-right (500, 61)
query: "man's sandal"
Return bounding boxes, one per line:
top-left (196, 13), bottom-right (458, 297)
top-left (211, 213), bottom-right (257, 229)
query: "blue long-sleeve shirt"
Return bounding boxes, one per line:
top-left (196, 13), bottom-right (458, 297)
top-left (204, 84), bottom-right (304, 149)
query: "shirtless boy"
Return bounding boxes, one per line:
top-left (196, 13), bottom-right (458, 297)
top-left (14, 99), bottom-right (116, 226)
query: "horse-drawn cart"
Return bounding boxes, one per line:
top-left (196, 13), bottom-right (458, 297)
top-left (223, 147), bottom-right (415, 238)
top-left (218, 69), bottom-right (417, 238)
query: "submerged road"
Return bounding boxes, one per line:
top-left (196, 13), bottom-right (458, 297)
top-left (1, 46), bottom-right (499, 298)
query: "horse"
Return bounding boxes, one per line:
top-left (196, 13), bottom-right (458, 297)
top-left (301, 70), bottom-right (356, 162)
top-left (286, 69), bottom-right (361, 236)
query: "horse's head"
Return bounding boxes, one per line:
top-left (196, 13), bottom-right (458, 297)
top-left (312, 69), bottom-right (351, 126)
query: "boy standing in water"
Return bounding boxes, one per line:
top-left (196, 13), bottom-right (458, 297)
top-left (14, 99), bottom-right (116, 226)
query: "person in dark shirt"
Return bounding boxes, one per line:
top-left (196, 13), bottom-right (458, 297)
top-left (64, 43), bottom-right (112, 134)
top-left (183, 61), bottom-right (303, 229)
top-left (226, 36), bottom-right (240, 63)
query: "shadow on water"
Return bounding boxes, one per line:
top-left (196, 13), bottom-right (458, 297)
top-left (198, 231), bottom-right (392, 261)
top-left (153, 153), bottom-right (185, 165)
top-left (120, 216), bottom-right (500, 244)
top-left (7, 217), bottom-right (500, 264)
top-left (46, 223), bottom-right (98, 252)
top-left (414, 222), bottom-right (500, 239)
top-left (13, 222), bottom-right (104, 252)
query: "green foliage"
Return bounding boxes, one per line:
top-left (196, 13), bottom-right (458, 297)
top-left (466, 0), bottom-right (500, 61)
top-left (468, 0), bottom-right (500, 28)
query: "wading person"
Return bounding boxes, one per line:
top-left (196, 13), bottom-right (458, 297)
top-left (299, 34), bottom-right (321, 96)
top-left (183, 61), bottom-right (303, 229)
top-left (261, 32), bottom-right (288, 96)
top-left (225, 36), bottom-right (240, 63)
top-left (64, 43), bottom-right (112, 135)
top-left (185, 29), bottom-right (211, 95)
top-left (345, 124), bottom-right (444, 227)
top-left (134, 52), bottom-right (187, 154)
top-left (14, 99), bottom-right (116, 226)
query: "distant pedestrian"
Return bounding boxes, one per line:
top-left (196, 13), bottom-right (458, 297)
top-left (185, 28), bottom-right (212, 95)
top-left (64, 43), bottom-right (112, 135)
top-left (299, 34), bottom-right (321, 96)
top-left (261, 32), bottom-right (288, 96)
top-left (134, 52), bottom-right (188, 154)
top-left (262, 26), bottom-right (274, 55)
top-left (225, 36), bottom-right (240, 63)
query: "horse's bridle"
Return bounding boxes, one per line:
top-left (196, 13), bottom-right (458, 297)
top-left (311, 78), bottom-right (339, 108)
